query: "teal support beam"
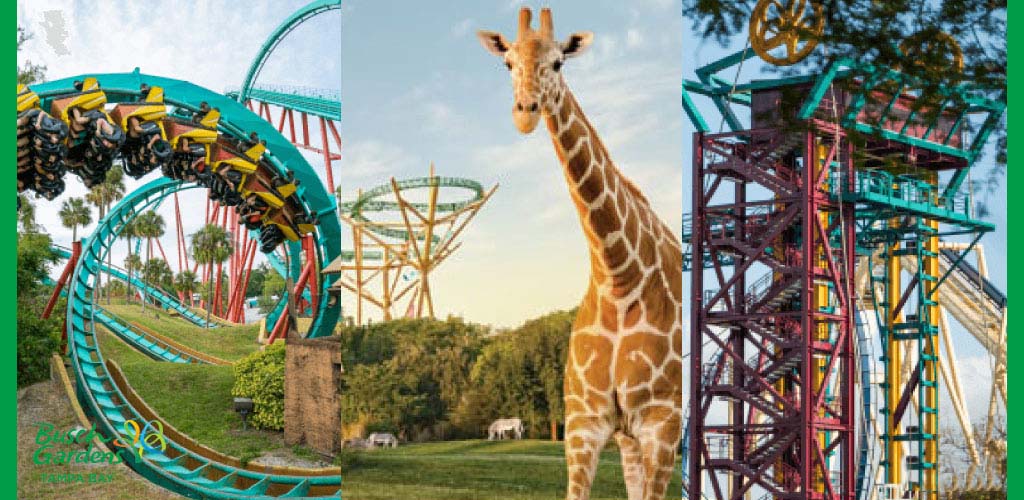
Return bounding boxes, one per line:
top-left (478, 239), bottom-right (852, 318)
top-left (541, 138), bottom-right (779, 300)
top-left (797, 60), bottom-right (841, 120)
top-left (681, 87), bottom-right (710, 133)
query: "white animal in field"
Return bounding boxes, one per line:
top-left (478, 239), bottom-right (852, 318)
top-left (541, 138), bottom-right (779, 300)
top-left (367, 432), bottom-right (398, 448)
top-left (488, 418), bottom-right (524, 440)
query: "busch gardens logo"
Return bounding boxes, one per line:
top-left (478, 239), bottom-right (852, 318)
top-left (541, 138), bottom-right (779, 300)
top-left (34, 419), bottom-right (168, 466)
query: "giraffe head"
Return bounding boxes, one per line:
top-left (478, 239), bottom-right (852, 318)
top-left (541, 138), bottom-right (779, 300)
top-left (478, 7), bottom-right (593, 133)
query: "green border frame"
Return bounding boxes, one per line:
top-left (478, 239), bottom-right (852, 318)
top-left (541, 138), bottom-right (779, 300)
top-left (1007, 2), bottom-right (1017, 497)
top-left (8, 0), bottom-right (19, 497)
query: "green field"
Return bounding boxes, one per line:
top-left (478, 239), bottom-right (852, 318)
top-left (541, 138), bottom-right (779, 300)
top-left (338, 440), bottom-right (683, 500)
top-left (103, 303), bottom-right (260, 362)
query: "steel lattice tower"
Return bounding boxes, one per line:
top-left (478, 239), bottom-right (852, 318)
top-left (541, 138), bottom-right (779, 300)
top-left (682, 42), bottom-right (1004, 499)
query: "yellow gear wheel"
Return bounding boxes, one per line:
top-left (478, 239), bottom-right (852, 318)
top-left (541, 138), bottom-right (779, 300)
top-left (749, 0), bottom-right (825, 66)
top-left (899, 29), bottom-right (963, 73)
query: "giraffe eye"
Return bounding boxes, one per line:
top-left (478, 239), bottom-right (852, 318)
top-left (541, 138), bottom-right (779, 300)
top-left (552, 60), bottom-right (563, 72)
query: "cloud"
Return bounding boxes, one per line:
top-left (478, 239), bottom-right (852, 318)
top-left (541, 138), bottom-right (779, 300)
top-left (337, 140), bottom-right (421, 189)
top-left (451, 18), bottom-right (474, 37)
top-left (625, 28), bottom-right (644, 48)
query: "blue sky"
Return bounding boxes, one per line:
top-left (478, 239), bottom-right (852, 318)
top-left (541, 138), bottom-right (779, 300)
top-left (338, 1), bottom-right (683, 327)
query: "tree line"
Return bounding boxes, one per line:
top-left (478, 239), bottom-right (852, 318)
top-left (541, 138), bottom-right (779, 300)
top-left (339, 310), bottom-right (574, 442)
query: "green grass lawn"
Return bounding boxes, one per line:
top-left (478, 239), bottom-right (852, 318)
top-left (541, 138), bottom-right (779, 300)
top-left (103, 303), bottom-right (260, 362)
top-left (95, 328), bottom-right (292, 463)
top-left (338, 440), bottom-right (683, 500)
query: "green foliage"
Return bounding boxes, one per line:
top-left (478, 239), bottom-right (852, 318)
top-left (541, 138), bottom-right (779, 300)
top-left (258, 272), bottom-right (286, 314)
top-left (191, 223), bottom-right (233, 325)
top-left (143, 259), bottom-right (174, 292)
top-left (339, 317), bottom-right (488, 441)
top-left (454, 310), bottom-right (574, 439)
top-left (105, 280), bottom-right (127, 298)
top-left (197, 270), bottom-right (232, 315)
top-left (17, 194), bottom-right (38, 232)
top-left (339, 312), bottom-right (575, 442)
top-left (17, 231), bottom-right (61, 387)
top-left (123, 253), bottom-right (142, 273)
top-left (17, 27), bottom-right (46, 85)
top-left (232, 343), bottom-right (286, 430)
top-left (173, 270), bottom-right (198, 296)
top-left (245, 263), bottom-right (269, 299)
top-left (190, 223), bottom-right (233, 266)
top-left (58, 197), bottom-right (92, 241)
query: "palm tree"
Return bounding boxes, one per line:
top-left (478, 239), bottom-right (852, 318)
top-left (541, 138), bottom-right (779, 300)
top-left (191, 224), bottom-right (232, 328)
top-left (124, 253), bottom-right (142, 303)
top-left (133, 211), bottom-right (165, 314)
top-left (59, 197), bottom-right (92, 242)
top-left (143, 259), bottom-right (172, 290)
top-left (87, 168), bottom-right (125, 305)
top-left (173, 270), bottom-right (198, 305)
top-left (120, 218), bottom-right (138, 303)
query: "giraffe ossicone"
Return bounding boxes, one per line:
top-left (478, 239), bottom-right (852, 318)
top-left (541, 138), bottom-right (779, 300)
top-left (478, 7), bottom-right (683, 500)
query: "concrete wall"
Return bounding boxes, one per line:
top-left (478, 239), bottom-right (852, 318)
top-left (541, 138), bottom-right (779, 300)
top-left (284, 336), bottom-right (342, 455)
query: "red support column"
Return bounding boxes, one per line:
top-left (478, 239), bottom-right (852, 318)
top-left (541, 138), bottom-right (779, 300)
top-left (287, 109), bottom-right (297, 144)
top-left (277, 107), bottom-right (288, 133)
top-left (175, 193), bottom-right (184, 273)
top-left (45, 241), bottom-right (81, 355)
top-left (155, 238), bottom-right (171, 271)
top-left (234, 239), bottom-right (258, 322)
top-left (44, 241), bottom-right (81, 319)
top-left (303, 235), bottom-right (319, 313)
top-left (327, 119), bottom-right (342, 147)
top-left (320, 117), bottom-right (336, 191)
top-left (301, 112), bottom-right (310, 147)
top-left (267, 307), bottom-right (290, 344)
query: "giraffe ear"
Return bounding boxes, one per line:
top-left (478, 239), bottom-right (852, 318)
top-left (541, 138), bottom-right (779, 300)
top-left (561, 32), bottom-right (593, 58)
top-left (477, 30), bottom-right (511, 57)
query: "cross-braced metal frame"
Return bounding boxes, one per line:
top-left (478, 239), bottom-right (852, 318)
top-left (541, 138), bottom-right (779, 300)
top-left (689, 124), bottom-right (857, 500)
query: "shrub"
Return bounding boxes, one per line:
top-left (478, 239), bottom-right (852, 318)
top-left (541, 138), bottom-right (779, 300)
top-left (231, 343), bottom-right (286, 430)
top-left (17, 230), bottom-right (61, 387)
top-left (17, 311), bottom-right (60, 387)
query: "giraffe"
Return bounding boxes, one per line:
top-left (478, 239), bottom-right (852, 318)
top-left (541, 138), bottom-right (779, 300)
top-left (478, 8), bottom-right (683, 500)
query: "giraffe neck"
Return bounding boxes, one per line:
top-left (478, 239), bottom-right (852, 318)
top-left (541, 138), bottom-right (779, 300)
top-left (543, 86), bottom-right (649, 292)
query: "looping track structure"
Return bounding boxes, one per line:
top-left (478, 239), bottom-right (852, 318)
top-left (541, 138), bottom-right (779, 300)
top-left (27, 71), bottom-right (343, 339)
top-left (328, 164), bottom-right (497, 323)
top-left (24, 72), bottom-right (342, 499)
top-left (238, 0), bottom-right (343, 104)
top-left (66, 177), bottom-right (340, 498)
top-left (339, 175), bottom-right (485, 242)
